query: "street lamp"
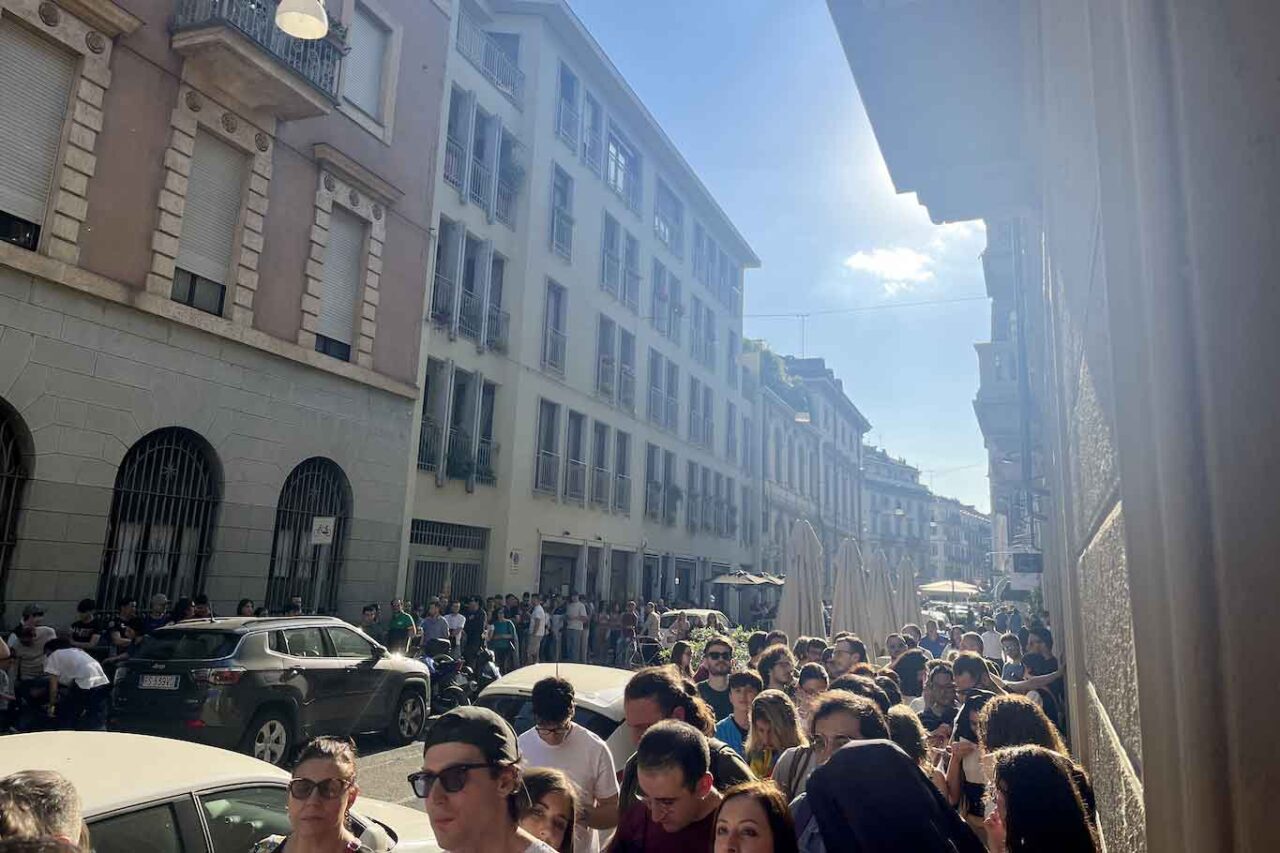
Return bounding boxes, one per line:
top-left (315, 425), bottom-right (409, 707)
top-left (276, 0), bottom-right (329, 39)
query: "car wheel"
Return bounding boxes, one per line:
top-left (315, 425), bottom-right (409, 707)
top-left (242, 710), bottom-right (293, 766)
top-left (389, 689), bottom-right (427, 745)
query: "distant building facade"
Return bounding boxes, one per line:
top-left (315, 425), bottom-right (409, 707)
top-left (860, 445), bottom-right (932, 572)
top-left (928, 496), bottom-right (992, 583)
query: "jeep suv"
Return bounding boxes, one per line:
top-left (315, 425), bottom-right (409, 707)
top-left (111, 616), bottom-right (430, 765)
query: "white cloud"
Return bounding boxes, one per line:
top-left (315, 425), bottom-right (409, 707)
top-left (842, 247), bottom-right (935, 294)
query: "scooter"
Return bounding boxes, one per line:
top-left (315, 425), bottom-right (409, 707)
top-left (422, 638), bottom-right (473, 715)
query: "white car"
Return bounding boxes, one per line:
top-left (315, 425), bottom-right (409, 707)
top-left (658, 609), bottom-right (732, 645)
top-left (0, 731), bottom-right (440, 852)
top-left (475, 662), bottom-right (633, 772)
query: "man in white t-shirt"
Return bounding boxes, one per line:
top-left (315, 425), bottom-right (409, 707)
top-left (527, 594), bottom-right (547, 665)
top-left (564, 594), bottom-right (588, 663)
top-left (979, 618), bottom-right (1003, 662)
top-left (442, 600), bottom-right (466, 652)
top-left (43, 637), bottom-right (111, 730)
top-left (516, 677), bottom-right (619, 853)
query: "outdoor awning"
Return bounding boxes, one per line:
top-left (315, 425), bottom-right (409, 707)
top-left (919, 579), bottom-right (981, 597)
top-left (711, 571), bottom-right (784, 587)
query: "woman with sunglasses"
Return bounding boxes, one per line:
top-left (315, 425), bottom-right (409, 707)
top-left (411, 706), bottom-right (557, 853)
top-left (252, 737), bottom-right (370, 853)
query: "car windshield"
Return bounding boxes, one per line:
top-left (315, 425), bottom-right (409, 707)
top-left (478, 694), bottom-right (619, 743)
top-left (134, 630), bottom-right (241, 661)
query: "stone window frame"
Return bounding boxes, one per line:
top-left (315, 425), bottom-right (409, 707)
top-left (336, 0), bottom-right (402, 145)
top-left (1, 0), bottom-right (133, 265)
top-left (145, 84), bottom-right (271, 327)
top-left (300, 146), bottom-right (398, 370)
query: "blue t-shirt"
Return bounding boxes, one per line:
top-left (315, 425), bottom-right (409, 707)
top-left (715, 715), bottom-right (749, 759)
top-left (919, 634), bottom-right (947, 658)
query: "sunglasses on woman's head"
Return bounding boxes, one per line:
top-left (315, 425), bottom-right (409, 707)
top-left (287, 778), bottom-right (351, 800)
top-left (407, 763), bottom-right (492, 797)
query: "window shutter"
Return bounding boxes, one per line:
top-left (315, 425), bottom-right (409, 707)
top-left (176, 131), bottom-right (246, 285)
top-left (0, 18), bottom-right (75, 224)
top-left (343, 6), bottom-right (388, 120)
top-left (317, 206), bottom-right (365, 344)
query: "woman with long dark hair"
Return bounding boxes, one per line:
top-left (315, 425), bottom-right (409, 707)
top-left (714, 780), bottom-right (798, 853)
top-left (986, 745), bottom-right (1101, 853)
top-left (670, 640), bottom-right (696, 680)
top-left (516, 767), bottom-right (577, 853)
top-left (251, 737), bottom-right (372, 852)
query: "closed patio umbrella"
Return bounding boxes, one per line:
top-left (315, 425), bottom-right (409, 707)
top-left (830, 538), bottom-right (871, 639)
top-left (896, 555), bottom-right (921, 629)
top-left (866, 550), bottom-right (898, 655)
top-left (775, 520), bottom-right (826, 642)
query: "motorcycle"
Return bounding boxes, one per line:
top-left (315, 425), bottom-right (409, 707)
top-left (423, 638), bottom-right (473, 715)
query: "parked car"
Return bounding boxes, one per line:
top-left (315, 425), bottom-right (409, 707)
top-left (475, 663), bottom-right (632, 771)
top-left (0, 731), bottom-right (440, 851)
top-left (111, 616), bottom-right (430, 766)
top-left (658, 609), bottom-right (732, 645)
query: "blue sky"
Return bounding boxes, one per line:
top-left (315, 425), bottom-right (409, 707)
top-left (567, 0), bottom-right (991, 512)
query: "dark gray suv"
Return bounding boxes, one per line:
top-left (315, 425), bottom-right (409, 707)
top-left (111, 616), bottom-right (430, 766)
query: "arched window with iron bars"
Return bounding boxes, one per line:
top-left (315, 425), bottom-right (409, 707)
top-left (0, 398), bottom-right (32, 620)
top-left (98, 427), bottom-right (221, 611)
top-left (265, 457), bottom-right (351, 615)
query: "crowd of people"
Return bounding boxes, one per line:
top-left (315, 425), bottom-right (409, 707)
top-left (0, 597), bottom-right (1097, 852)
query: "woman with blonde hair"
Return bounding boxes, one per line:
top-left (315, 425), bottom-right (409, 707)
top-left (744, 689), bottom-right (806, 779)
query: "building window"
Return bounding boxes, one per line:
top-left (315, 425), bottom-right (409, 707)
top-left (550, 165), bottom-right (573, 260)
top-left (98, 428), bottom-right (220, 609)
top-left (581, 92), bottom-right (603, 172)
top-left (654, 179), bottom-right (684, 257)
top-left (596, 314), bottom-right (617, 400)
top-left (606, 125), bottom-right (641, 212)
top-left (535, 399), bottom-right (561, 495)
top-left (651, 259), bottom-right (670, 335)
top-left (647, 348), bottom-right (665, 427)
top-left (613, 431), bottom-right (632, 513)
top-left (0, 18), bottom-right (75, 251)
top-left (618, 328), bottom-right (636, 412)
top-left (688, 377), bottom-right (702, 444)
top-left (590, 421), bottom-right (611, 507)
top-left (174, 130), bottom-right (247, 316)
top-left (601, 213), bottom-right (621, 296)
top-left (315, 205), bottom-right (368, 361)
top-left (623, 230), bottom-right (641, 310)
top-left (0, 399), bottom-right (31, 609)
top-left (343, 3), bottom-right (391, 120)
top-left (542, 279), bottom-right (567, 374)
top-left (555, 62), bottom-right (580, 149)
top-left (565, 411), bottom-right (587, 503)
top-left (266, 458), bottom-right (351, 614)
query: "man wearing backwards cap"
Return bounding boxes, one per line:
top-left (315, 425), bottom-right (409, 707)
top-left (411, 706), bottom-right (556, 853)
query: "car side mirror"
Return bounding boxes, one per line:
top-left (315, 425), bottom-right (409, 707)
top-left (372, 645), bottom-right (387, 659)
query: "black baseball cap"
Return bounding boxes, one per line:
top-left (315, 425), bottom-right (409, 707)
top-left (422, 706), bottom-right (520, 764)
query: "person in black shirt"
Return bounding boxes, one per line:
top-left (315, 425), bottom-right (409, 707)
top-left (462, 598), bottom-right (487, 669)
top-left (917, 660), bottom-right (959, 741)
top-left (695, 636), bottom-right (735, 721)
top-left (68, 598), bottom-right (102, 658)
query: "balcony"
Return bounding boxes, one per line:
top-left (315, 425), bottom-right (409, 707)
top-left (417, 416), bottom-right (442, 471)
top-left (456, 12), bottom-right (524, 107)
top-left (551, 207), bottom-right (573, 260)
top-left (543, 327), bottom-right (566, 374)
top-left (619, 366), bottom-right (636, 412)
top-left (623, 268), bottom-right (641, 311)
top-left (485, 305), bottom-right (509, 351)
top-left (597, 355), bottom-right (616, 400)
top-left (645, 480), bottom-right (662, 520)
top-left (445, 427), bottom-right (472, 481)
top-left (495, 179), bottom-right (516, 228)
top-left (172, 0), bottom-right (339, 120)
top-left (591, 466), bottom-right (610, 507)
top-left (458, 289), bottom-right (483, 341)
top-left (476, 438), bottom-right (498, 485)
top-left (556, 100), bottom-right (579, 149)
top-left (431, 272), bottom-right (456, 326)
top-left (601, 250), bottom-right (621, 296)
top-left (613, 473), bottom-right (632, 514)
top-left (469, 157), bottom-right (492, 208)
top-left (443, 135), bottom-right (465, 191)
top-left (564, 459), bottom-right (587, 503)
top-left (535, 450), bottom-right (560, 495)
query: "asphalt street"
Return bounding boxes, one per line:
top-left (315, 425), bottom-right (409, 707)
top-left (354, 736), bottom-right (426, 808)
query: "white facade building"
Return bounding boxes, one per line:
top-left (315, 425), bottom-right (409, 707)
top-left (407, 0), bottom-right (759, 606)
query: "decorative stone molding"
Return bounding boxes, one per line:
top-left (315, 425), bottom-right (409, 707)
top-left (3, 0), bottom-right (115, 265)
top-left (299, 167), bottom-right (386, 369)
top-left (145, 84), bottom-right (273, 328)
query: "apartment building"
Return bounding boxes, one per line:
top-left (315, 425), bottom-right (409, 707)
top-left (927, 496), bottom-right (992, 583)
top-left (860, 445), bottom-right (932, 572)
top-left (407, 0), bottom-right (759, 606)
top-left (0, 0), bottom-right (449, 623)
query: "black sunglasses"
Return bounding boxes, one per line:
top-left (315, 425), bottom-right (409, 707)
top-left (407, 763), bottom-right (493, 797)
top-left (704, 651), bottom-right (732, 661)
top-left (287, 778), bottom-right (350, 800)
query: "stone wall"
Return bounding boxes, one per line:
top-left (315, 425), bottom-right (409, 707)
top-left (0, 265), bottom-right (413, 625)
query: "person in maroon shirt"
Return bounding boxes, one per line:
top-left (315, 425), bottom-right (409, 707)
top-left (608, 720), bottom-right (722, 853)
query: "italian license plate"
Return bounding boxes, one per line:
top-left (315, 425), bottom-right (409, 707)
top-left (138, 674), bottom-right (180, 690)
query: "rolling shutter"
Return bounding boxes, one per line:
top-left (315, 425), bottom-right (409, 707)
top-left (0, 18), bottom-right (76, 224)
top-left (176, 131), bottom-right (245, 284)
top-left (317, 205), bottom-right (365, 344)
top-left (342, 6), bottom-right (389, 120)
